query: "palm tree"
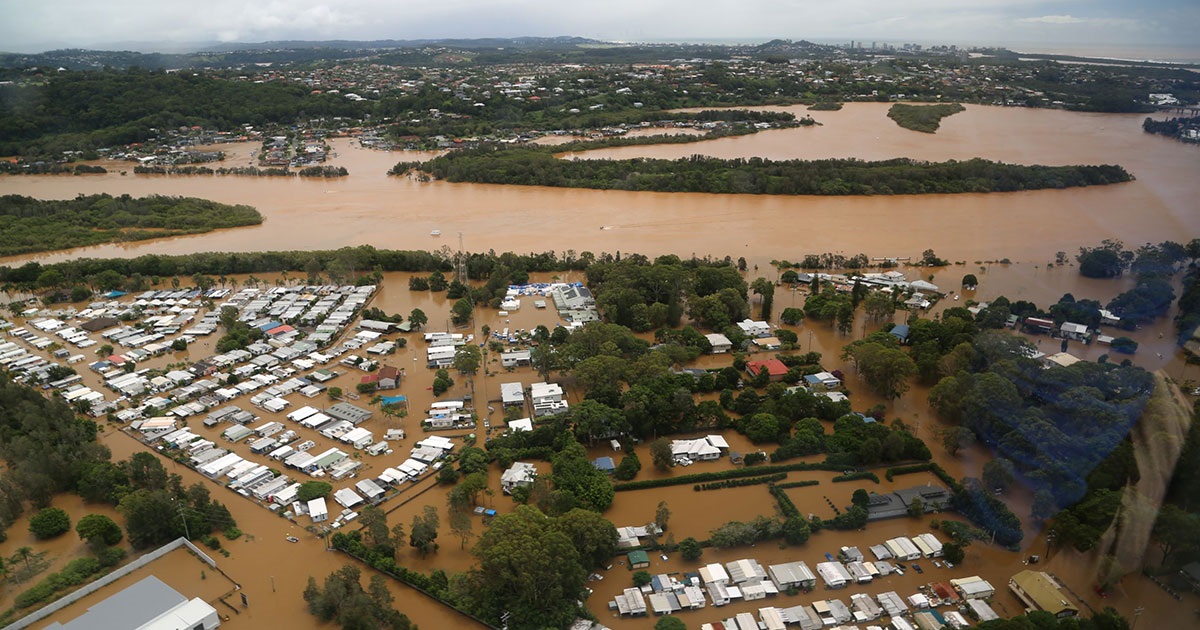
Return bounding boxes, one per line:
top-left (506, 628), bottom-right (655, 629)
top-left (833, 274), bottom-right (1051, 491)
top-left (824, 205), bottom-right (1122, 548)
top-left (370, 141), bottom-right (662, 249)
top-left (13, 547), bottom-right (33, 572)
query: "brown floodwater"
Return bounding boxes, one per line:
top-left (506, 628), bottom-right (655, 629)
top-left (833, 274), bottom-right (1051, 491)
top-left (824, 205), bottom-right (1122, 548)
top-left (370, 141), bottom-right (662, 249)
top-left (3, 102), bottom-right (1199, 628)
top-left (1, 103), bottom-right (1197, 274)
top-left (4, 264), bottom-right (1196, 628)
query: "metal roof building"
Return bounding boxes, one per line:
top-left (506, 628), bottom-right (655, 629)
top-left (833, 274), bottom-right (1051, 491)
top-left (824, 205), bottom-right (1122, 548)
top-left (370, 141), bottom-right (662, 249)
top-left (45, 575), bottom-right (219, 630)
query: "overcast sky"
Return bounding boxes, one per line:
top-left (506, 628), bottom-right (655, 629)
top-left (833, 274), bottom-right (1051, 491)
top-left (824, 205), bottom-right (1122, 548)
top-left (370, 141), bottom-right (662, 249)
top-left (1, 0), bottom-right (1197, 56)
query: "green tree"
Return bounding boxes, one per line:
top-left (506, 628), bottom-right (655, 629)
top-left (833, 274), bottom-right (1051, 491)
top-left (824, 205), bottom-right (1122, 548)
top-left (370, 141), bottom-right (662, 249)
top-left (297, 481), bottom-right (333, 502)
top-left (359, 506), bottom-right (391, 552)
top-left (655, 617), bottom-right (687, 630)
top-left (942, 426), bottom-right (976, 456)
top-left (304, 565), bottom-right (415, 630)
top-left (29, 507), bottom-right (71, 540)
top-left (679, 536), bottom-right (703, 561)
top-left (451, 297), bottom-right (474, 326)
top-left (845, 342), bottom-right (916, 399)
top-left (553, 507), bottom-right (618, 568)
top-left (408, 307), bottom-right (428, 330)
top-left (961, 274), bottom-right (978, 288)
top-left (942, 541), bottom-right (966, 565)
top-left (453, 344), bottom-right (482, 375)
top-left (449, 503), bottom-right (474, 550)
top-left (451, 505), bottom-right (587, 630)
top-left (410, 505), bottom-right (440, 556)
top-left (982, 458), bottom-right (1016, 491)
top-left (655, 501), bottom-right (671, 532)
top-left (118, 489), bottom-right (181, 549)
top-left (572, 399), bottom-right (628, 446)
top-left (75, 514), bottom-right (123, 550)
top-left (1152, 504), bottom-right (1200, 567)
top-left (650, 438), bottom-right (674, 470)
top-left (613, 450), bottom-right (641, 481)
top-left (551, 442), bottom-right (614, 512)
top-left (632, 570), bottom-right (653, 587)
top-left (751, 277), bottom-right (774, 321)
top-left (437, 466), bottom-right (461, 485)
top-left (780, 307), bottom-right (805, 325)
top-left (907, 496), bottom-right (925, 518)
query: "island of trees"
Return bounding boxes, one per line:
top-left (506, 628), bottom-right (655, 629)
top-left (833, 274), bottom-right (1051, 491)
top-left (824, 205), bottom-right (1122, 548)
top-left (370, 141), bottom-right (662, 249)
top-left (0, 194), bottom-right (263, 257)
top-left (887, 103), bottom-right (966, 133)
top-left (393, 146), bottom-right (1132, 196)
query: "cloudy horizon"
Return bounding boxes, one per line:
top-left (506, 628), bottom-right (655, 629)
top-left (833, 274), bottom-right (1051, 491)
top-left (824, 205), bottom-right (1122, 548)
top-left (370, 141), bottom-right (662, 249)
top-left (2, 0), bottom-right (1197, 58)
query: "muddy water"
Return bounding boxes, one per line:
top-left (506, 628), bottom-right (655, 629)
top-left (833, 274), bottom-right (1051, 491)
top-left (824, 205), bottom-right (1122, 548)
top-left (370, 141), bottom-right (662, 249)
top-left (3, 102), bottom-right (1198, 627)
top-left (5, 261), bottom-right (1195, 628)
top-left (38, 546), bottom-right (239, 628)
top-left (0, 495), bottom-right (125, 613)
top-left (1, 104), bottom-right (1197, 272)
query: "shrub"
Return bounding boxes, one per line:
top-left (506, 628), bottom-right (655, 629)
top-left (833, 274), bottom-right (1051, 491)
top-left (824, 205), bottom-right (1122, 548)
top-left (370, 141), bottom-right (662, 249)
top-left (832, 471), bottom-right (879, 483)
top-left (29, 507), bottom-right (71, 540)
top-left (97, 546), bottom-right (127, 568)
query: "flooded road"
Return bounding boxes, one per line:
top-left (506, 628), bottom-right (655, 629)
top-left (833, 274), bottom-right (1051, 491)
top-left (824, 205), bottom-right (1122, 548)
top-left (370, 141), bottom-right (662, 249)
top-left (2, 102), bottom-right (1198, 628)
top-left (1, 104), bottom-right (1197, 273)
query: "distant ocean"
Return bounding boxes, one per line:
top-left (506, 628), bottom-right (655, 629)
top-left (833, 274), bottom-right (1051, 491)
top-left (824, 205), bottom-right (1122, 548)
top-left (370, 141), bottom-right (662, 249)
top-left (1011, 43), bottom-right (1200, 65)
top-left (649, 37), bottom-right (1200, 65)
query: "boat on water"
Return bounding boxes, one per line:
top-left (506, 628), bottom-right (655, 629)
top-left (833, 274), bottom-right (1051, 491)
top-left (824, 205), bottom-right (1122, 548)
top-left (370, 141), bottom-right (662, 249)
top-left (430, 230), bottom-right (441, 237)
top-left (286, 535), bottom-right (299, 543)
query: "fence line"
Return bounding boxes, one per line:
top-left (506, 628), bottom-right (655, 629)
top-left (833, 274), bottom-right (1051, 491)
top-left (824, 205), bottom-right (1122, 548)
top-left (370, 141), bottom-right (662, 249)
top-left (7, 537), bottom-right (215, 630)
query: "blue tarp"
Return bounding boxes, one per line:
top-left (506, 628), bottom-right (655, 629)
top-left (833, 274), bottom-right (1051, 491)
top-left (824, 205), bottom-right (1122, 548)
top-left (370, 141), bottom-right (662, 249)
top-left (381, 395), bottom-right (407, 405)
top-left (103, 290), bottom-right (126, 298)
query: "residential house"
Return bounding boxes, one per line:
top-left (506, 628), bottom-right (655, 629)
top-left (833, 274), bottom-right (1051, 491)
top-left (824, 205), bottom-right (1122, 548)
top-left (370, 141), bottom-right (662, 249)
top-left (736, 319), bottom-right (771, 337)
top-left (1060, 322), bottom-right (1089, 341)
top-left (745, 359), bottom-right (788, 383)
top-left (530, 381), bottom-right (569, 417)
top-left (1009, 570), bottom-right (1077, 618)
top-left (706, 333), bottom-right (733, 354)
top-left (501, 350), bottom-right (531, 368)
top-left (500, 462), bottom-right (537, 494)
top-left (804, 371), bottom-right (842, 390)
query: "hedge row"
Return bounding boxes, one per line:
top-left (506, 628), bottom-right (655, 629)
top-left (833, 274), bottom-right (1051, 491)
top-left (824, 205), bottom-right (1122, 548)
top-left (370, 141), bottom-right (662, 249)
top-left (832, 471), bottom-right (880, 483)
top-left (769, 485), bottom-right (801, 519)
top-left (614, 461), bottom-right (845, 492)
top-left (774, 480), bottom-right (821, 490)
top-left (13, 548), bottom-right (125, 609)
top-left (885, 462), bottom-right (935, 481)
top-left (694, 473), bottom-right (787, 491)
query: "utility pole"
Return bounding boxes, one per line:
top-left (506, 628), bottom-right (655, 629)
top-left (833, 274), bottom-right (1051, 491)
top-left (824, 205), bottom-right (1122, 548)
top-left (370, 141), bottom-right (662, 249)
top-left (175, 500), bottom-right (190, 540)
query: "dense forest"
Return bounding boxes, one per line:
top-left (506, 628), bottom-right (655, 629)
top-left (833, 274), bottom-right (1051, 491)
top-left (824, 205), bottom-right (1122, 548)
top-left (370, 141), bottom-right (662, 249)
top-left (929, 333), bottom-right (1154, 512)
top-left (887, 102), bottom-right (966, 133)
top-left (0, 194), bottom-right (263, 257)
top-left (0, 69), bottom-right (374, 156)
top-left (398, 146), bottom-right (1133, 195)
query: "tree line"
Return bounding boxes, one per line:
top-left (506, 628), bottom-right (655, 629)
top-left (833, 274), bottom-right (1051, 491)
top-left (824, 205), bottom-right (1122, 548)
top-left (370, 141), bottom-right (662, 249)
top-left (399, 145), bottom-right (1133, 195)
top-left (0, 194), bottom-right (262, 257)
top-left (887, 102), bottom-right (966, 133)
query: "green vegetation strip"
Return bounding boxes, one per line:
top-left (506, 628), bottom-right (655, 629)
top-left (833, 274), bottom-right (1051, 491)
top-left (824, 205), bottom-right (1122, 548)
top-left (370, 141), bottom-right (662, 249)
top-left (773, 480), bottom-right (820, 489)
top-left (831, 471), bottom-right (880, 483)
top-left (885, 462), bottom-right (937, 481)
top-left (0, 194), bottom-right (262, 257)
top-left (695, 472), bottom-right (787, 491)
top-left (614, 461), bottom-right (844, 491)
top-left (887, 103), bottom-right (966, 133)
top-left (399, 145), bottom-right (1132, 196)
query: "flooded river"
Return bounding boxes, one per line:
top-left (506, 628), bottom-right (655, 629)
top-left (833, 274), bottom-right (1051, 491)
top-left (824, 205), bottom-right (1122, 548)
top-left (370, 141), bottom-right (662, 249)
top-left (1, 103), bottom-right (1197, 273)
top-left (2, 103), bottom-right (1198, 628)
